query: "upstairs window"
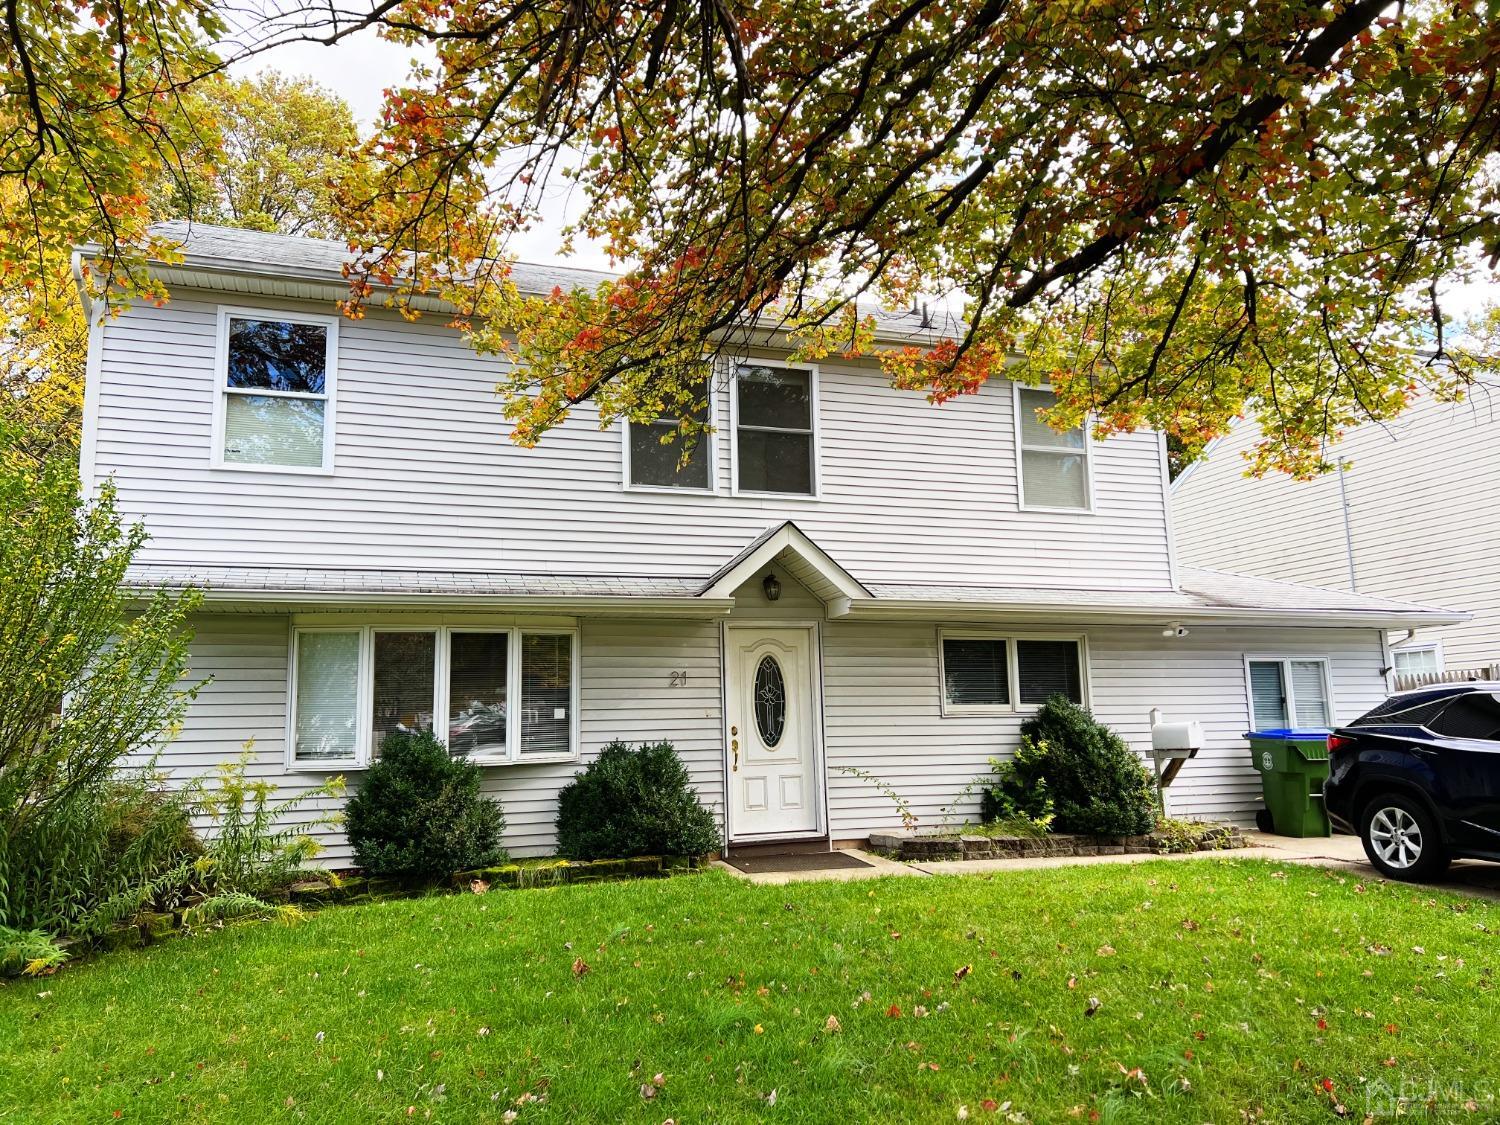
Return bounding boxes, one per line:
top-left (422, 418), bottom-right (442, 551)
top-left (735, 363), bottom-right (816, 495)
top-left (1248, 657), bottom-right (1332, 729)
top-left (627, 399), bottom-right (712, 490)
top-left (217, 311), bottom-right (335, 470)
top-left (1016, 386), bottom-right (1090, 510)
top-left (289, 623), bottom-right (577, 768)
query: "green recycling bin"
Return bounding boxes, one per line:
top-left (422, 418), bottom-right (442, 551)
top-left (1245, 729), bottom-right (1332, 837)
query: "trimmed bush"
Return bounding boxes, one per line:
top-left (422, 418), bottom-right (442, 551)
top-left (555, 741), bottom-right (720, 860)
top-left (346, 730), bottom-right (505, 877)
top-left (983, 696), bottom-right (1155, 836)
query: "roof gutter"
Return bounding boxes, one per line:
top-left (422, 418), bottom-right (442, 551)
top-left (828, 598), bottom-right (1470, 629)
top-left (129, 586), bottom-right (738, 619)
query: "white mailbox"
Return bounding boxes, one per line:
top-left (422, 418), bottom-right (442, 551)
top-left (1151, 721), bottom-right (1204, 753)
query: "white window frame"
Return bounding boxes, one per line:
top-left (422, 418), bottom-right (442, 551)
top-left (621, 389), bottom-right (719, 494)
top-left (1243, 655), bottom-right (1336, 730)
top-left (286, 620), bottom-right (580, 770)
top-left (729, 357), bottom-right (821, 499)
top-left (938, 629), bottom-right (1091, 717)
top-left (1013, 382), bottom-right (1094, 513)
top-left (1391, 641), bottom-right (1444, 676)
top-left (211, 305), bottom-right (339, 474)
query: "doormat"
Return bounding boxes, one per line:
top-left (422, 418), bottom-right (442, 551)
top-left (722, 851), bottom-right (874, 874)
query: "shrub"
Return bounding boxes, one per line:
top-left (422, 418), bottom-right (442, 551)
top-left (346, 730), bottom-right (505, 877)
top-left (0, 421), bottom-right (201, 957)
top-left (555, 740), bottom-right (720, 860)
top-left (984, 696), bottom-right (1155, 836)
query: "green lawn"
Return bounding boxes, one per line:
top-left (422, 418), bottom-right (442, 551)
top-left (3, 861), bottom-right (1498, 1123)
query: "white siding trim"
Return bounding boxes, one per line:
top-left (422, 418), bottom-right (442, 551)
top-left (729, 356), bottom-right (822, 500)
top-left (211, 305), bottom-right (340, 475)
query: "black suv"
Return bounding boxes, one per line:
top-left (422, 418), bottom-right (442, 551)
top-left (1325, 684), bottom-right (1500, 881)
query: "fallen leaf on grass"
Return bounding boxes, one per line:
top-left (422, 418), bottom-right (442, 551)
top-left (954, 964), bottom-right (973, 982)
top-left (572, 958), bottom-right (590, 977)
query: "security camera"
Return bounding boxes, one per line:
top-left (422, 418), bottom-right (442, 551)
top-left (1162, 623), bottom-right (1190, 638)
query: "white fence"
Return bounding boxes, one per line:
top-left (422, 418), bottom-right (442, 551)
top-left (1392, 665), bottom-right (1500, 693)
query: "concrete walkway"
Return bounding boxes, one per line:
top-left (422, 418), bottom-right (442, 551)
top-left (717, 832), bottom-right (1500, 899)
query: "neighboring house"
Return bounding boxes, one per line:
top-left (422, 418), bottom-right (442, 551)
top-left (78, 222), bottom-right (1464, 858)
top-left (1172, 388), bottom-right (1500, 681)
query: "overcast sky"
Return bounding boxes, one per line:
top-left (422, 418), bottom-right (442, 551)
top-left (238, 32), bottom-right (1495, 319)
top-left (235, 28), bottom-right (614, 270)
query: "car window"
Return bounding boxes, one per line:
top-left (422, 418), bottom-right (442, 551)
top-left (1428, 693), bottom-right (1500, 741)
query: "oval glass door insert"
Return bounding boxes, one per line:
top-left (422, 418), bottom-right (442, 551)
top-left (753, 655), bottom-right (786, 748)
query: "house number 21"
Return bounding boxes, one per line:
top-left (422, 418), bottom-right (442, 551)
top-left (668, 670), bottom-right (689, 687)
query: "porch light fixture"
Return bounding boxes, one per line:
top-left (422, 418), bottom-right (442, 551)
top-left (762, 573), bottom-right (782, 602)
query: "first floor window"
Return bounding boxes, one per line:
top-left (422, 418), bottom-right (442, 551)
top-left (941, 633), bottom-right (1085, 713)
top-left (290, 623), bottom-right (577, 767)
top-left (219, 312), bottom-right (335, 469)
top-left (1248, 658), bottom-right (1331, 730)
top-left (1392, 646), bottom-right (1441, 677)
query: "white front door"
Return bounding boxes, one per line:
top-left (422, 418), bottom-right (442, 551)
top-left (726, 626), bottom-right (822, 839)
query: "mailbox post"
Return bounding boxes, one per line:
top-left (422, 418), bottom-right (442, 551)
top-left (1148, 708), bottom-right (1204, 816)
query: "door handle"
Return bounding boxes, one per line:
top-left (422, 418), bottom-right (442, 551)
top-left (732, 739), bottom-right (739, 771)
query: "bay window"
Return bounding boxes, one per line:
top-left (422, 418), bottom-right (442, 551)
top-left (289, 623), bottom-right (577, 768)
top-left (940, 632), bottom-right (1086, 714)
top-left (216, 309), bottom-right (336, 470)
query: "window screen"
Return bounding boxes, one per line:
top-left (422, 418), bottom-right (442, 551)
top-left (448, 632), bottom-right (508, 758)
top-left (1249, 661), bottom-right (1289, 729)
top-left (222, 316), bottom-right (331, 468)
top-left (520, 633), bottom-right (573, 757)
top-left (1016, 640), bottom-right (1083, 704)
top-left (371, 631), bottom-right (436, 751)
top-left (1290, 660), bottom-right (1331, 726)
top-left (630, 399), bottom-right (711, 488)
top-left (736, 365), bottom-right (814, 494)
top-left (942, 638), bottom-right (1009, 707)
top-left (293, 631), bottom-right (360, 762)
top-left (1017, 387), bottom-right (1088, 509)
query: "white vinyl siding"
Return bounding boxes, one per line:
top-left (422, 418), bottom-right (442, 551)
top-left (214, 309), bottom-right (336, 471)
top-left (288, 622), bottom-right (579, 768)
top-left (1015, 386), bottom-right (1091, 511)
top-left (156, 611), bottom-right (1388, 859)
top-left (92, 296), bottom-right (1174, 588)
top-left (1172, 394), bottom-right (1500, 669)
top-left (1246, 657), bottom-right (1332, 730)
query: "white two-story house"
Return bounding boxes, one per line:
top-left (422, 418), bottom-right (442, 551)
top-left (79, 222), bottom-right (1465, 858)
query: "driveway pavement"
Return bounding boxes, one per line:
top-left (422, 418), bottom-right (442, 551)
top-left (718, 831), bottom-right (1500, 900)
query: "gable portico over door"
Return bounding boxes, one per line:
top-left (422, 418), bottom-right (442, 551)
top-left (723, 621), bottom-right (826, 842)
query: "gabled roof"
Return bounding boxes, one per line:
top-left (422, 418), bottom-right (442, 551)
top-left (697, 521), bottom-right (870, 603)
top-left (92, 220), bottom-right (954, 343)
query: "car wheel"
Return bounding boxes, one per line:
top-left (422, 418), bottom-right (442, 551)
top-left (1360, 793), bottom-right (1450, 882)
